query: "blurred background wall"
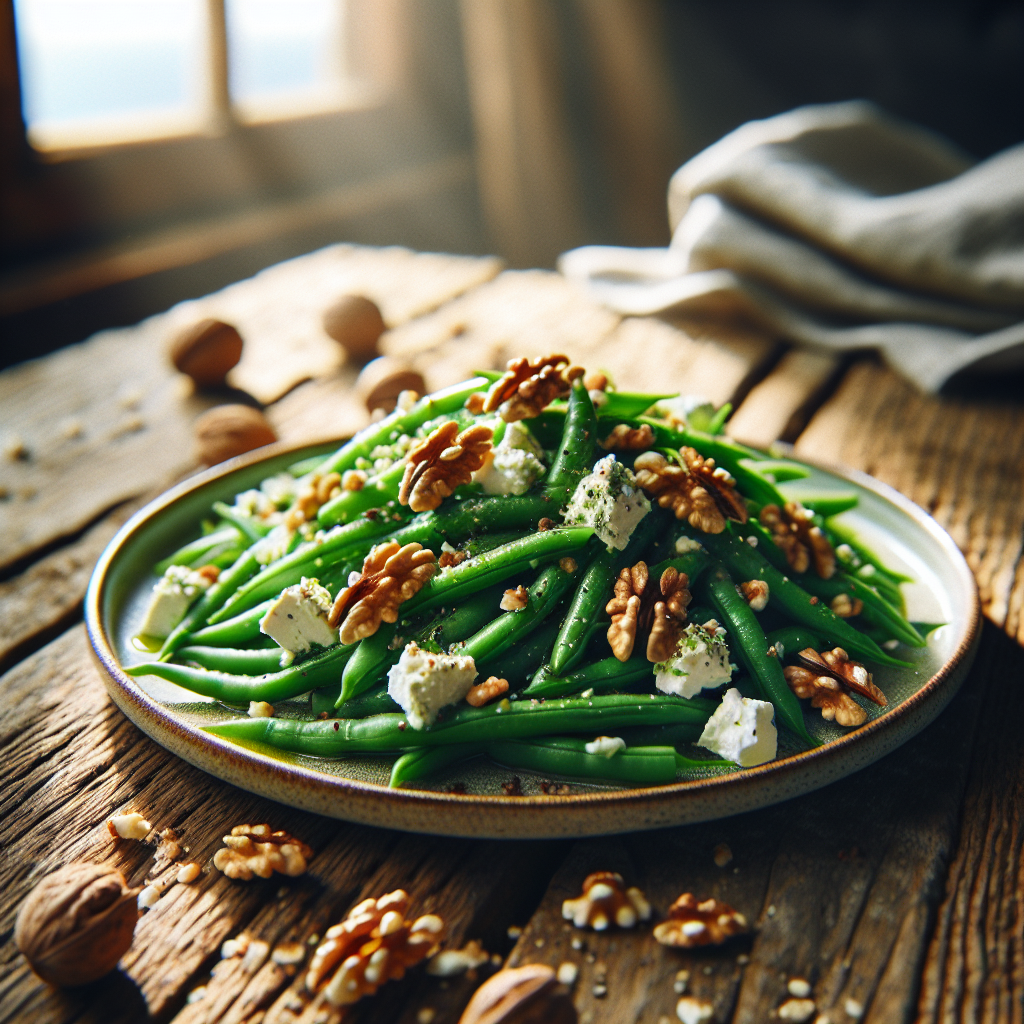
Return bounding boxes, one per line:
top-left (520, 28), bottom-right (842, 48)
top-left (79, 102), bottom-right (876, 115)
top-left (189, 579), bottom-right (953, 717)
top-left (2, 0), bottom-right (1021, 369)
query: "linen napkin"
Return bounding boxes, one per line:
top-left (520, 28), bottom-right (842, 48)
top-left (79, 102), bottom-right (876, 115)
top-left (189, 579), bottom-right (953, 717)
top-left (559, 101), bottom-right (1024, 391)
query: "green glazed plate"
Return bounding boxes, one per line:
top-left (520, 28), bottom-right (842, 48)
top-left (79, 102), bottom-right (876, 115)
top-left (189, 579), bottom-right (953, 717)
top-left (85, 440), bottom-right (980, 839)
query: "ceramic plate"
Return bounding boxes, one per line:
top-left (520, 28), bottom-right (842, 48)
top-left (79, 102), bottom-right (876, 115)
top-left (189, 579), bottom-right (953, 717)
top-left (86, 440), bottom-right (980, 839)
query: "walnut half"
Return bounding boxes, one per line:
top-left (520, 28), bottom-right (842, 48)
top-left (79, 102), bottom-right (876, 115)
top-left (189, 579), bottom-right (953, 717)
top-left (482, 354), bottom-right (583, 421)
top-left (399, 421), bottom-right (493, 513)
top-left (653, 893), bottom-right (748, 948)
top-left (759, 503), bottom-right (836, 578)
top-left (784, 666), bottom-right (867, 727)
top-left (561, 871), bottom-right (651, 930)
top-left (605, 561), bottom-right (691, 662)
top-left (212, 824), bottom-right (313, 880)
top-left (329, 541), bottom-right (437, 643)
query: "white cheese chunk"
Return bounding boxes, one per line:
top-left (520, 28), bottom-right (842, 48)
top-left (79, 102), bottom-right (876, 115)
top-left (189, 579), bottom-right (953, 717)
top-left (251, 523), bottom-right (294, 566)
top-left (138, 565), bottom-right (214, 639)
top-left (259, 577), bottom-right (337, 655)
top-left (585, 736), bottom-right (627, 758)
top-left (697, 688), bottom-right (777, 767)
top-left (563, 454), bottom-right (650, 551)
top-left (473, 421), bottom-right (546, 496)
top-left (387, 642), bottom-right (478, 730)
top-left (655, 623), bottom-right (733, 699)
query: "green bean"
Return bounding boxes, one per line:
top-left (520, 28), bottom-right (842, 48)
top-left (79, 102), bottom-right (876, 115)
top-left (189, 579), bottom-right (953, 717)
top-left (389, 745), bottom-right (486, 787)
top-left (457, 556), bottom-right (588, 666)
top-left (802, 574), bottom-right (924, 647)
top-left (824, 517), bottom-right (913, 584)
top-left (545, 378), bottom-right (598, 506)
top-left (764, 627), bottom-right (825, 660)
top-left (703, 563), bottom-right (817, 747)
top-left (700, 530), bottom-right (910, 668)
top-left (330, 684), bottom-right (402, 719)
top-left (316, 377), bottom-right (490, 476)
top-left (403, 527), bottom-right (594, 616)
top-left (288, 453), bottom-right (331, 477)
top-left (787, 493), bottom-right (859, 517)
top-left (524, 654), bottom-right (656, 699)
top-left (338, 624), bottom-right (400, 704)
top-left (614, 722), bottom-right (706, 748)
top-left (433, 495), bottom-right (558, 538)
top-left (205, 691), bottom-right (718, 756)
top-left (176, 644), bottom-right (288, 674)
top-left (489, 737), bottom-right (682, 785)
top-left (155, 526), bottom-right (243, 575)
top-left (429, 584), bottom-right (510, 650)
top-left (185, 599), bottom-right (275, 648)
top-left (127, 641), bottom-right (355, 704)
top-left (550, 513), bottom-right (662, 676)
top-left (477, 620), bottom-right (561, 688)
top-left (212, 501), bottom-right (271, 543)
top-left (317, 462), bottom-right (406, 527)
top-left (738, 459), bottom-right (812, 483)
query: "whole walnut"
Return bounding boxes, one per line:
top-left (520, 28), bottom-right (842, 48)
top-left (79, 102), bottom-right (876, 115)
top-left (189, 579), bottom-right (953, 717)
top-left (15, 863), bottom-right (138, 987)
top-left (194, 405), bottom-right (277, 466)
top-left (459, 964), bottom-right (577, 1024)
top-left (322, 294), bottom-right (386, 363)
top-left (169, 318), bottom-right (244, 388)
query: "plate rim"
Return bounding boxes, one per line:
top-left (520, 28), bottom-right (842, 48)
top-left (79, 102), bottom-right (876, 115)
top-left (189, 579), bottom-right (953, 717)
top-left (84, 438), bottom-right (982, 838)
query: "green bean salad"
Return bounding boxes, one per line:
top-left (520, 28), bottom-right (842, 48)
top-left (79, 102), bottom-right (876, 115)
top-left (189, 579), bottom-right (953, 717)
top-left (127, 356), bottom-right (928, 791)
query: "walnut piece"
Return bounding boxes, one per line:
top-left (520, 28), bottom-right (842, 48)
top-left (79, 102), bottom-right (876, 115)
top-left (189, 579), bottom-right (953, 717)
top-left (829, 592), bottom-right (864, 618)
top-left (15, 862), bottom-right (138, 986)
top-left (501, 585), bottom-right (529, 611)
top-left (457, 964), bottom-right (577, 1024)
top-left (605, 561), bottom-right (692, 662)
top-left (634, 449), bottom-right (747, 534)
top-left (797, 647), bottom-right (887, 706)
top-left (426, 939), bottom-right (490, 976)
top-left (212, 824), bottom-right (313, 880)
top-left (285, 471), bottom-right (343, 530)
top-left (399, 421), bottom-right (493, 512)
top-left (106, 811), bottom-right (152, 840)
top-left (329, 541), bottom-right (437, 643)
top-left (466, 676), bottom-right (509, 707)
top-left (653, 893), bottom-right (748, 947)
top-left (482, 355), bottom-right (584, 422)
top-left (783, 665), bottom-right (867, 727)
top-left (600, 423), bottom-right (655, 451)
top-left (561, 871), bottom-right (652, 930)
top-left (738, 579), bottom-right (769, 611)
top-left (306, 889), bottom-right (443, 1006)
top-left (759, 503), bottom-right (836, 578)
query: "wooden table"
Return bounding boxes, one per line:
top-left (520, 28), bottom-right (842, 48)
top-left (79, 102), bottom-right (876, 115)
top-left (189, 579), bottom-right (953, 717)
top-left (2, 245), bottom-right (1022, 1024)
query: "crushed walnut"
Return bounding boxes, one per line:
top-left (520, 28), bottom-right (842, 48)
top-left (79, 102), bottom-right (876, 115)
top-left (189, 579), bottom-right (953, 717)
top-left (606, 561), bottom-right (692, 662)
top-left (212, 824), bottom-right (313, 880)
top-left (466, 676), bottom-right (509, 707)
top-left (285, 472), bottom-right (343, 530)
top-left (482, 355), bottom-right (583, 422)
top-left (653, 893), bottom-right (749, 947)
top-left (738, 579), bottom-right (770, 611)
top-left (562, 871), bottom-right (651, 931)
top-left (438, 547), bottom-right (468, 569)
top-left (500, 585), bottom-right (529, 611)
top-left (329, 541), bottom-right (436, 643)
top-left (106, 812), bottom-right (152, 841)
top-left (759, 503), bottom-right (836, 578)
top-left (784, 666), bottom-right (866, 727)
top-left (306, 890), bottom-right (443, 1006)
top-left (634, 449), bottom-right (748, 534)
top-left (342, 469), bottom-right (367, 492)
top-left (830, 592), bottom-right (864, 618)
top-left (399, 421), bottom-right (493, 513)
top-left (797, 647), bottom-right (886, 706)
top-left (600, 423), bottom-right (655, 451)
top-left (464, 392), bottom-right (486, 414)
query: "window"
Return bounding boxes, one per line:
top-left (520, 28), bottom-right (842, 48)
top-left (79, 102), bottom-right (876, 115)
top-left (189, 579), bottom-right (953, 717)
top-left (13, 0), bottom-right (366, 153)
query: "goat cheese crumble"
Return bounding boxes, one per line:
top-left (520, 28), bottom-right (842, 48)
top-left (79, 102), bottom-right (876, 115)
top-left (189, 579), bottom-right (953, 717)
top-left (654, 623), bottom-right (733, 698)
top-left (473, 421), bottom-right (546, 496)
top-left (697, 688), bottom-right (777, 766)
top-left (563, 454), bottom-right (650, 550)
top-left (138, 565), bottom-right (215, 639)
top-left (259, 577), bottom-right (337, 657)
top-left (387, 642), bottom-right (478, 730)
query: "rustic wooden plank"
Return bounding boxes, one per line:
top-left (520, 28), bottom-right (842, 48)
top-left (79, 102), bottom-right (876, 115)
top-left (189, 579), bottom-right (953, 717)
top-left (0, 499), bottom-right (141, 673)
top-left (0, 626), bottom-right (565, 1024)
top-left (795, 360), bottom-right (1024, 632)
top-left (0, 247), bottom-right (501, 576)
top-left (725, 348), bottom-right (842, 450)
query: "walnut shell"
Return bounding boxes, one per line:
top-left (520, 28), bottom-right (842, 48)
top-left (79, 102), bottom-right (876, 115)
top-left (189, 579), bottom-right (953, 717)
top-left (355, 356), bottom-right (426, 414)
top-left (15, 863), bottom-right (137, 987)
top-left (458, 964), bottom-right (577, 1024)
top-left (322, 294), bottom-right (386, 363)
top-left (194, 405), bottom-right (277, 465)
top-left (169, 318), bottom-right (244, 388)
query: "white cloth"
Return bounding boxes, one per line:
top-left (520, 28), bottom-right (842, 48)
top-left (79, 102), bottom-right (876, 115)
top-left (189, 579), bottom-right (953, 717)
top-left (559, 101), bottom-right (1024, 391)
